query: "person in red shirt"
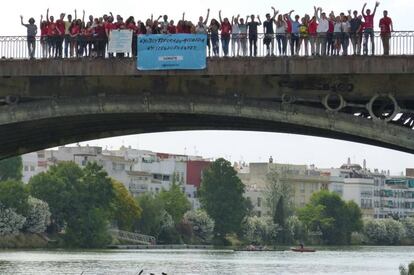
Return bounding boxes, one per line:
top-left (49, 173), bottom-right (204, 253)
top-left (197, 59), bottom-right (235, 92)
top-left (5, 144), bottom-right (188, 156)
top-left (167, 20), bottom-right (176, 34)
top-left (362, 1), bottom-right (380, 55)
top-left (126, 16), bottom-right (137, 57)
top-left (104, 16), bottom-right (115, 57)
top-left (55, 13), bottom-right (66, 58)
top-left (40, 15), bottom-right (49, 58)
top-left (308, 16), bottom-right (318, 55)
top-left (70, 19), bottom-right (81, 57)
top-left (46, 8), bottom-right (57, 58)
top-left (219, 10), bottom-right (232, 57)
top-left (379, 10), bottom-right (393, 55)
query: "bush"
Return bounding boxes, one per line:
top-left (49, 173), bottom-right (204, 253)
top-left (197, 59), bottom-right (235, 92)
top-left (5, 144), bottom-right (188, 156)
top-left (364, 218), bottom-right (406, 245)
top-left (0, 207), bottom-right (26, 236)
top-left (402, 218), bottom-right (414, 240)
top-left (285, 216), bottom-right (307, 244)
top-left (242, 216), bottom-right (279, 245)
top-left (0, 233), bottom-right (48, 249)
top-left (183, 210), bottom-right (215, 244)
top-left (23, 197), bottom-right (51, 233)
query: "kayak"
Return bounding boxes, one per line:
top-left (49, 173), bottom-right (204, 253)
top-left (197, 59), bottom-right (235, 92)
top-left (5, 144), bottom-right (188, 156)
top-left (291, 248), bottom-right (316, 252)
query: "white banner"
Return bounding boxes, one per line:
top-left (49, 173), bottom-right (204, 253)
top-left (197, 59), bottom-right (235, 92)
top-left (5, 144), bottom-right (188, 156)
top-left (108, 30), bottom-right (133, 53)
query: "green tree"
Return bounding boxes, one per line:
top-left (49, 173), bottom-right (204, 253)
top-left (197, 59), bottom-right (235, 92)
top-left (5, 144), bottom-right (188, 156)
top-left (111, 180), bottom-right (142, 231)
top-left (64, 208), bottom-right (112, 248)
top-left (0, 156), bottom-right (22, 181)
top-left (136, 193), bottom-right (165, 236)
top-left (0, 180), bottom-right (29, 215)
top-left (199, 158), bottom-right (248, 240)
top-left (183, 210), bottom-right (215, 244)
top-left (242, 216), bottom-right (279, 245)
top-left (29, 162), bottom-right (115, 248)
top-left (64, 162), bottom-right (114, 248)
top-left (28, 162), bottom-right (83, 232)
top-left (297, 190), bottom-right (362, 245)
top-left (263, 170), bottom-right (294, 243)
top-left (158, 182), bottom-right (191, 225)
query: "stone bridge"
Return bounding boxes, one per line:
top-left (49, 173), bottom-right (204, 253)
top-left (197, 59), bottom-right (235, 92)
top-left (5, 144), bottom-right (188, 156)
top-left (0, 56), bottom-right (413, 159)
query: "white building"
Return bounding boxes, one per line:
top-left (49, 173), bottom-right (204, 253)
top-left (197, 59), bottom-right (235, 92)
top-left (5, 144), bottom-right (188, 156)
top-left (22, 145), bottom-right (204, 209)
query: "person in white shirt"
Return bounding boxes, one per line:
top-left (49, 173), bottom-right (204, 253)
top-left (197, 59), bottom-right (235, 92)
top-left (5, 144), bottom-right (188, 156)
top-left (314, 6), bottom-right (329, 56)
top-left (238, 17), bottom-right (248, 57)
top-left (275, 14), bottom-right (287, 56)
top-left (196, 9), bottom-right (210, 56)
top-left (231, 15), bottom-right (241, 57)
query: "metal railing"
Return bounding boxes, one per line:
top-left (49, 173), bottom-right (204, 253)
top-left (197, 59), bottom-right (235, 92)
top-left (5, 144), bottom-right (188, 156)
top-left (109, 229), bottom-right (156, 245)
top-left (0, 31), bottom-right (413, 59)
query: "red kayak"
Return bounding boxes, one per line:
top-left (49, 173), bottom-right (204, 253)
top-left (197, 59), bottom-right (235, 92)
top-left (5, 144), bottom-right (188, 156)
top-left (291, 248), bottom-right (316, 253)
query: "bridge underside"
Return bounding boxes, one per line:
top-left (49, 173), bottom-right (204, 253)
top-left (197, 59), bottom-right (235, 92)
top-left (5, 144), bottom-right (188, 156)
top-left (0, 95), bottom-right (412, 159)
top-left (0, 58), bottom-right (414, 158)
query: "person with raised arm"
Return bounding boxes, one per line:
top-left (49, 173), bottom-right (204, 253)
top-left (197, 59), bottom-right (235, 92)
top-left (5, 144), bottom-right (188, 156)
top-left (39, 14), bottom-right (48, 58)
top-left (275, 14), bottom-right (287, 56)
top-left (379, 10), bottom-right (393, 55)
top-left (20, 15), bottom-right (37, 59)
top-left (287, 10), bottom-right (300, 56)
top-left (55, 13), bottom-right (66, 58)
top-left (231, 15), bottom-right (241, 57)
top-left (209, 18), bottom-right (221, 57)
top-left (308, 14), bottom-right (318, 56)
top-left (238, 16), bottom-right (248, 57)
top-left (195, 9), bottom-right (211, 56)
top-left (63, 11), bottom-right (75, 58)
top-left (246, 14), bottom-right (261, 57)
top-left (314, 6), bottom-right (329, 56)
top-left (362, 1), bottom-right (380, 55)
top-left (263, 6), bottom-right (278, 57)
top-left (46, 8), bottom-right (58, 58)
top-left (218, 10), bottom-right (232, 57)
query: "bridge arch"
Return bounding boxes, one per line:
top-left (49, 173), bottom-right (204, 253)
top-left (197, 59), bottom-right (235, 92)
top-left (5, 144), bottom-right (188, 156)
top-left (0, 94), bottom-right (412, 159)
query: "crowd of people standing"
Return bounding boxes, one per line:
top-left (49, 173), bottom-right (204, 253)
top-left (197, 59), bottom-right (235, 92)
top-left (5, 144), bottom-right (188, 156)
top-left (19, 2), bottom-right (394, 59)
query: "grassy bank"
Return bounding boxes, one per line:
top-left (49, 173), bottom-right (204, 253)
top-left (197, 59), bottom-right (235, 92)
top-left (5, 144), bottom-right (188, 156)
top-left (0, 233), bottom-right (49, 249)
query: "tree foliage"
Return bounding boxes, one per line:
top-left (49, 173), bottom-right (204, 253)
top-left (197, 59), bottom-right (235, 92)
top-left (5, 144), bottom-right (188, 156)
top-left (183, 210), bottom-right (215, 244)
top-left (0, 180), bottom-right (29, 215)
top-left (158, 182), bottom-right (191, 225)
top-left (242, 216), bottom-right (279, 245)
top-left (28, 162), bottom-right (83, 232)
top-left (364, 218), bottom-right (406, 245)
top-left (285, 215), bottom-right (307, 244)
top-left (23, 196), bottom-right (51, 233)
top-left (298, 190), bottom-right (362, 245)
top-left (135, 194), bottom-right (165, 237)
top-left (111, 180), bottom-right (142, 231)
top-left (199, 158), bottom-right (248, 238)
top-left (264, 170), bottom-right (294, 226)
top-left (29, 162), bottom-right (115, 248)
top-left (402, 218), bottom-right (414, 240)
top-left (0, 207), bottom-right (26, 236)
top-left (0, 156), bottom-right (22, 181)
top-left (64, 208), bottom-right (112, 248)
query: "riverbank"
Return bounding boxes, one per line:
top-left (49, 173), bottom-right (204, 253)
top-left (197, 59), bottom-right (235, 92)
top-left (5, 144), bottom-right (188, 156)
top-left (0, 233), bottom-right (49, 249)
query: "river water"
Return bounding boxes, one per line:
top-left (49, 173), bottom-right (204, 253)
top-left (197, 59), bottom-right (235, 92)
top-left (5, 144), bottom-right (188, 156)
top-left (0, 246), bottom-right (413, 275)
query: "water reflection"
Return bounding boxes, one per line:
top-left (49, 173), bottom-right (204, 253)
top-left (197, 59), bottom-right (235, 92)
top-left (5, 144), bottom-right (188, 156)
top-left (0, 247), bottom-right (412, 274)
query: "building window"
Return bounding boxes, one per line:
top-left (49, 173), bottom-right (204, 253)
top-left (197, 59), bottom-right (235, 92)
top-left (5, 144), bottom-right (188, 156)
top-left (300, 183), bottom-right (305, 193)
top-left (30, 166), bottom-right (35, 172)
top-left (24, 166), bottom-right (29, 172)
top-left (257, 197), bottom-right (262, 207)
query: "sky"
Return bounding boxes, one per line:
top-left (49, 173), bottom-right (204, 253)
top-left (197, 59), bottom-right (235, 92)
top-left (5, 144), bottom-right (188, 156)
top-left (4, 0), bottom-right (414, 174)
